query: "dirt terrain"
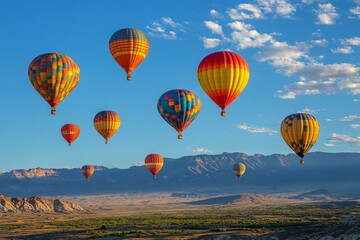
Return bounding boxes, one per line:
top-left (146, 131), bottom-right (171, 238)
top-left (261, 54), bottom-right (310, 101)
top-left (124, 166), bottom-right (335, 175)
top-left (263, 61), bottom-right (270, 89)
top-left (0, 193), bottom-right (359, 239)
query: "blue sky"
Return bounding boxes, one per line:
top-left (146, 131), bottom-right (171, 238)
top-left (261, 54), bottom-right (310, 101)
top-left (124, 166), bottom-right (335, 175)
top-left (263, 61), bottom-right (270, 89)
top-left (0, 0), bottom-right (359, 172)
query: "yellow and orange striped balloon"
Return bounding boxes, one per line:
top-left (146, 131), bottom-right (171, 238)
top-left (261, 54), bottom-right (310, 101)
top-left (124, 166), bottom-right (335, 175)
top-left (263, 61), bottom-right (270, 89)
top-left (197, 51), bottom-right (250, 116)
top-left (93, 111), bottom-right (121, 144)
top-left (109, 28), bottom-right (150, 80)
top-left (144, 154), bottom-right (164, 179)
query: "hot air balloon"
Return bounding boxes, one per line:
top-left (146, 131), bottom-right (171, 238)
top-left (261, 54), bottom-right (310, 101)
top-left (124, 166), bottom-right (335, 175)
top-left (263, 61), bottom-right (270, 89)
top-left (157, 89), bottom-right (201, 139)
top-left (81, 165), bottom-right (95, 180)
top-left (28, 53), bottom-right (80, 115)
top-left (61, 124), bottom-right (80, 146)
top-left (197, 51), bottom-right (249, 117)
top-left (233, 163), bottom-right (246, 180)
top-left (109, 28), bottom-right (150, 80)
top-left (93, 111), bottom-right (121, 144)
top-left (280, 113), bottom-right (320, 164)
top-left (145, 154), bottom-right (164, 179)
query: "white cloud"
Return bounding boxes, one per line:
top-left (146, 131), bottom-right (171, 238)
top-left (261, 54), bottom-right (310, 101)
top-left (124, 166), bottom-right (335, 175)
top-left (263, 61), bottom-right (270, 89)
top-left (210, 9), bottom-right (223, 19)
top-left (354, 99), bottom-right (360, 102)
top-left (147, 17), bottom-right (186, 40)
top-left (316, 3), bottom-right (339, 25)
top-left (311, 39), bottom-right (328, 46)
top-left (228, 3), bottom-right (263, 20)
top-left (342, 37), bottom-right (360, 46)
top-left (350, 6), bottom-right (360, 18)
top-left (329, 133), bottom-right (360, 146)
top-left (331, 46), bottom-right (354, 54)
top-left (302, 0), bottom-right (315, 4)
top-left (351, 124), bottom-right (360, 129)
top-left (236, 124), bottom-right (277, 134)
top-left (257, 0), bottom-right (296, 18)
top-left (193, 147), bottom-right (212, 154)
top-left (340, 115), bottom-right (360, 121)
top-left (204, 21), bottom-right (223, 35)
top-left (299, 107), bottom-right (317, 114)
top-left (228, 21), bottom-right (273, 49)
top-left (324, 143), bottom-right (334, 147)
top-left (324, 118), bottom-right (333, 122)
top-left (202, 37), bottom-right (221, 48)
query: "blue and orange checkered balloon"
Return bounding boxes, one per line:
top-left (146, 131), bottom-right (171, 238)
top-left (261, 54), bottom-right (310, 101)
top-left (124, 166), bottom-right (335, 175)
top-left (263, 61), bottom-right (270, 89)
top-left (157, 89), bottom-right (201, 139)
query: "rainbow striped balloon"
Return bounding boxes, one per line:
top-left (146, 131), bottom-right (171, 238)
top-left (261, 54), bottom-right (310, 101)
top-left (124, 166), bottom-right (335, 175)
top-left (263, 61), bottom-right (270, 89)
top-left (157, 89), bottom-right (201, 139)
top-left (28, 53), bottom-right (80, 115)
top-left (109, 28), bottom-right (150, 80)
top-left (93, 111), bottom-right (121, 144)
top-left (197, 51), bottom-right (249, 116)
top-left (81, 165), bottom-right (95, 180)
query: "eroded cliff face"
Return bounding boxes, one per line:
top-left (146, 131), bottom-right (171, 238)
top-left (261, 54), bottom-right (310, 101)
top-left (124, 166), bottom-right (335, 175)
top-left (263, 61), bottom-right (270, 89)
top-left (0, 194), bottom-right (84, 212)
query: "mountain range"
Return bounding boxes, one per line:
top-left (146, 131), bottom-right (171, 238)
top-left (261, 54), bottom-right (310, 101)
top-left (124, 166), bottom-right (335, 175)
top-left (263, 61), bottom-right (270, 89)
top-left (0, 152), bottom-right (359, 197)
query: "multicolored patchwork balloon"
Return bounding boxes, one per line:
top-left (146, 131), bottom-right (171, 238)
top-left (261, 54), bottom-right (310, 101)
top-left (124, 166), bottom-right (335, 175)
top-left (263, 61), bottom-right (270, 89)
top-left (145, 153), bottom-right (164, 179)
top-left (28, 53), bottom-right (80, 115)
top-left (61, 124), bottom-right (80, 146)
top-left (81, 165), bottom-right (95, 180)
top-left (232, 163), bottom-right (246, 180)
top-left (93, 110), bottom-right (121, 144)
top-left (197, 51), bottom-right (249, 116)
top-left (157, 89), bottom-right (201, 139)
top-left (109, 28), bottom-right (150, 80)
top-left (280, 113), bottom-right (320, 164)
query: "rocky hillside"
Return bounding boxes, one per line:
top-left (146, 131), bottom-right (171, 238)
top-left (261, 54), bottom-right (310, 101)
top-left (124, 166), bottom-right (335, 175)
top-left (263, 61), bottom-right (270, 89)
top-left (0, 194), bottom-right (84, 213)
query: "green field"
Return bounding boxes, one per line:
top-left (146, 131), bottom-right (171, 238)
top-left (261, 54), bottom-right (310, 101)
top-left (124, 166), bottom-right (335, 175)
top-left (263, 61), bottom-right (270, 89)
top-left (0, 201), bottom-right (359, 239)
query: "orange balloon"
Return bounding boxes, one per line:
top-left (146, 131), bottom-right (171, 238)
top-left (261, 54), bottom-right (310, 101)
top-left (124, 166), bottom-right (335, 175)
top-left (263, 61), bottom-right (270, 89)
top-left (81, 165), bottom-right (95, 180)
top-left (61, 124), bottom-right (80, 146)
top-left (144, 154), bottom-right (164, 179)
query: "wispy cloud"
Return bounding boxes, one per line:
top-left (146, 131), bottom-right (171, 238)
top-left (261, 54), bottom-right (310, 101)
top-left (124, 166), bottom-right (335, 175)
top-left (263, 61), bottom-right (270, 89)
top-left (302, 0), bottom-right (315, 4)
top-left (342, 37), bottom-right (360, 46)
top-left (210, 9), bottom-right (223, 19)
top-left (299, 107), bottom-right (318, 114)
top-left (257, 0), bottom-right (296, 18)
top-left (349, 6), bottom-right (360, 19)
top-left (331, 46), bottom-right (354, 54)
top-left (236, 124), bottom-right (277, 134)
top-left (329, 133), bottom-right (360, 146)
top-left (147, 17), bottom-right (187, 40)
top-left (316, 3), bottom-right (339, 25)
top-left (351, 124), bottom-right (360, 129)
top-left (324, 143), bottom-right (334, 147)
top-left (193, 147), bottom-right (212, 154)
top-left (228, 3), bottom-right (263, 20)
top-left (204, 21), bottom-right (224, 35)
top-left (340, 115), bottom-right (360, 121)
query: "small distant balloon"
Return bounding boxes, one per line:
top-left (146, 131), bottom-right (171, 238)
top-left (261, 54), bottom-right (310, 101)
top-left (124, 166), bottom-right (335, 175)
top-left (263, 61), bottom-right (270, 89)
top-left (81, 165), bottom-right (95, 180)
top-left (93, 111), bottom-right (121, 144)
top-left (28, 53), bottom-right (80, 115)
top-left (61, 124), bottom-right (80, 146)
top-left (233, 163), bottom-right (246, 180)
top-left (144, 154), bottom-right (164, 179)
top-left (109, 28), bottom-right (150, 80)
top-left (157, 89), bottom-right (201, 139)
top-left (197, 51), bottom-right (249, 117)
top-left (280, 113), bottom-right (320, 164)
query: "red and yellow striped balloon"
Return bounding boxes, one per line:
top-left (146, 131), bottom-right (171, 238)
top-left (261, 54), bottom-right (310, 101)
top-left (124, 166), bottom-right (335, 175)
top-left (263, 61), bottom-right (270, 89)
top-left (28, 53), bottom-right (80, 115)
top-left (197, 51), bottom-right (250, 116)
top-left (93, 111), bottom-right (121, 144)
top-left (144, 154), bottom-right (164, 179)
top-left (109, 28), bottom-right (150, 80)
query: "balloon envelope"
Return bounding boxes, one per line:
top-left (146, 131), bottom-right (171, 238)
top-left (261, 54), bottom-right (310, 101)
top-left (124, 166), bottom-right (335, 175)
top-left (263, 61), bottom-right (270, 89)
top-left (145, 153), bottom-right (164, 179)
top-left (28, 53), bottom-right (80, 115)
top-left (157, 89), bottom-right (201, 139)
top-left (197, 51), bottom-right (249, 116)
top-left (109, 28), bottom-right (150, 80)
top-left (280, 113), bottom-right (320, 164)
top-left (81, 165), bottom-right (95, 180)
top-left (93, 111), bottom-right (121, 144)
top-left (233, 163), bottom-right (246, 179)
top-left (61, 124), bottom-right (80, 146)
